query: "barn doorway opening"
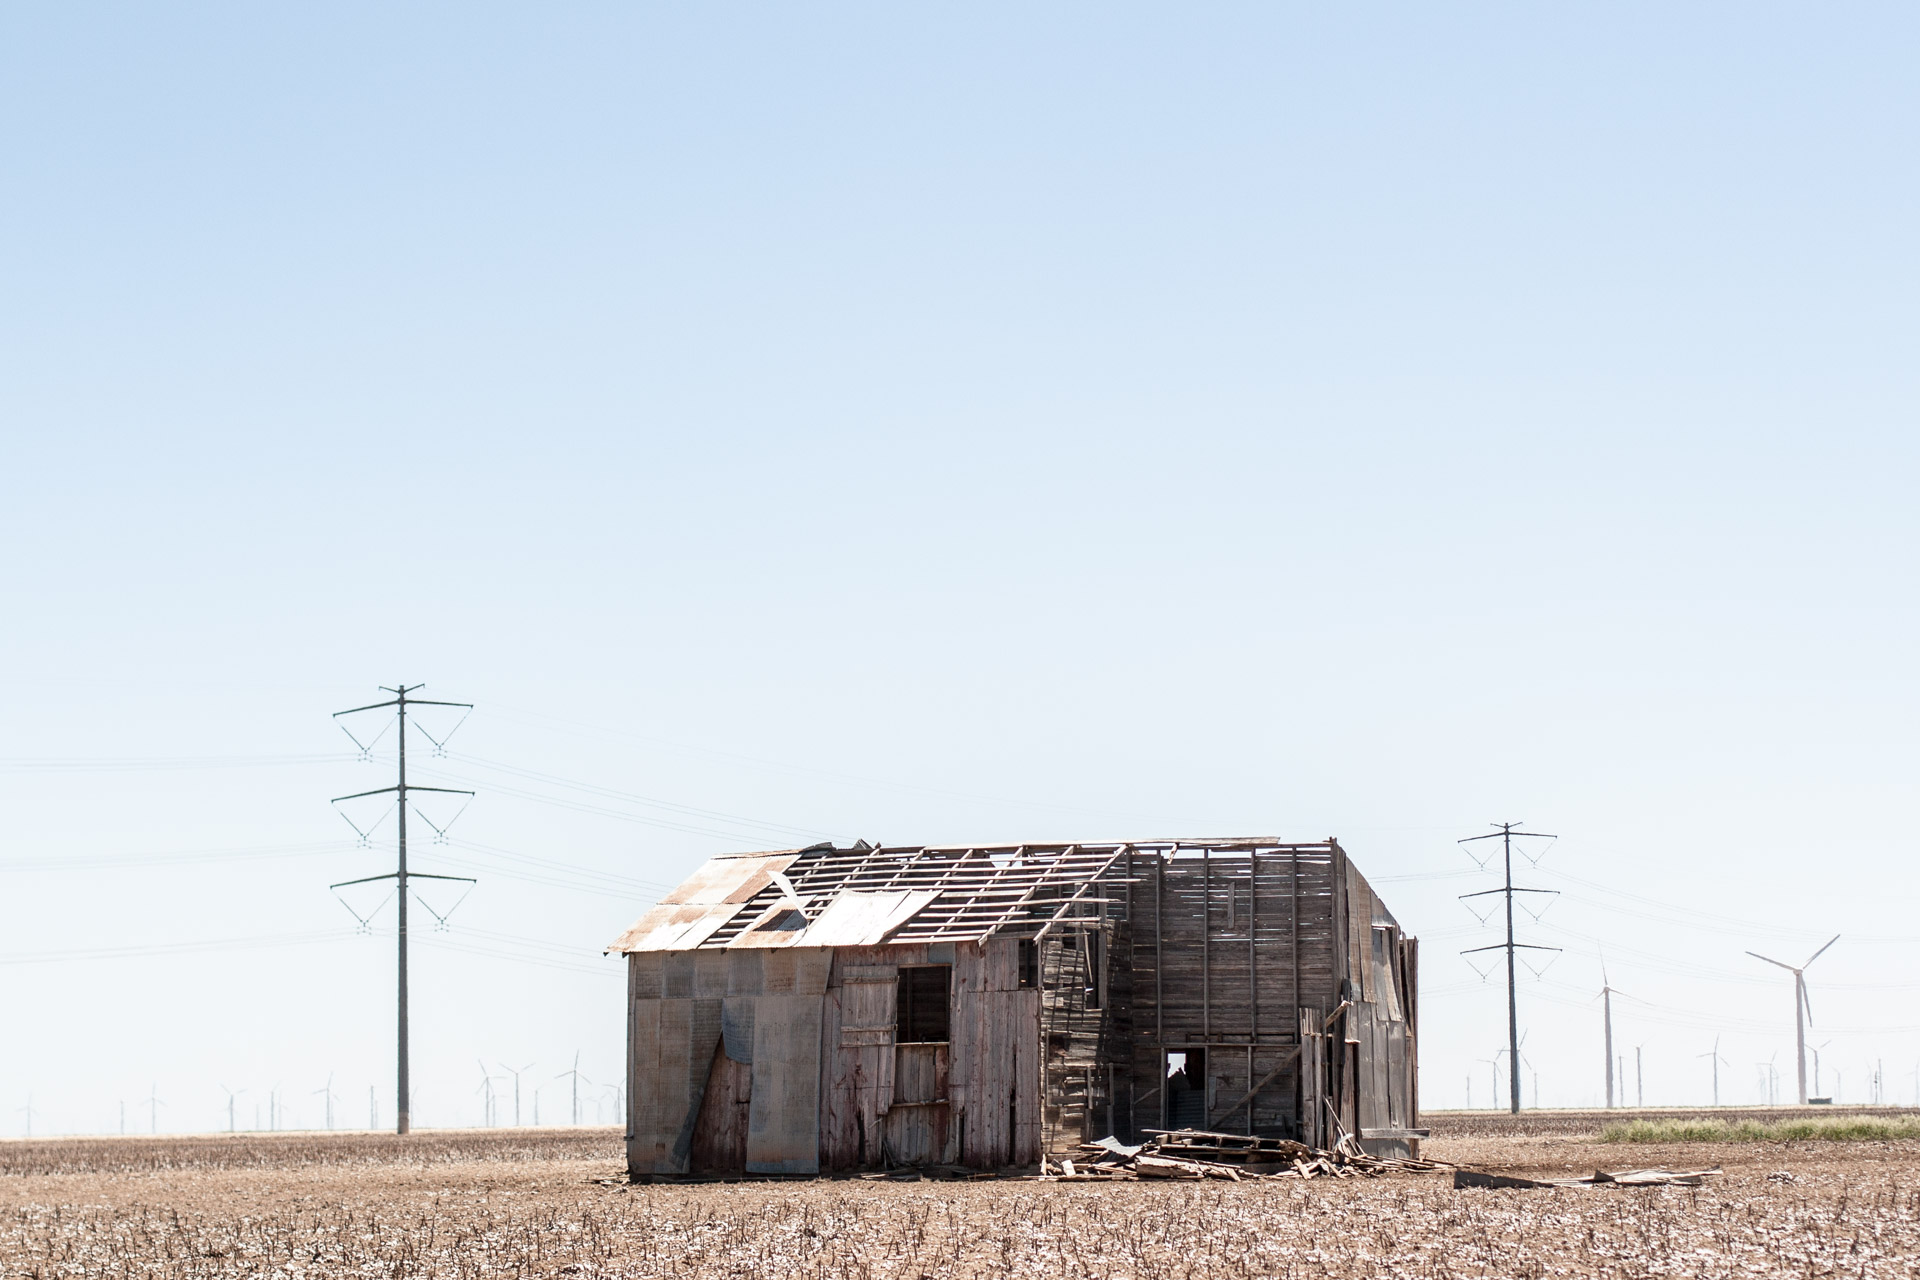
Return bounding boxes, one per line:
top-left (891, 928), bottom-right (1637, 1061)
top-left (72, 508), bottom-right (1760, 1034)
top-left (1166, 1048), bottom-right (1207, 1130)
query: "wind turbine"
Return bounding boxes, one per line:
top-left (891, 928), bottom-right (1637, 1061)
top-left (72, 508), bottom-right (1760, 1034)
top-left (1748, 934), bottom-right (1839, 1106)
top-left (475, 1061), bottom-right (501, 1127)
top-left (498, 1063), bottom-right (534, 1127)
top-left (1696, 1036), bottom-right (1728, 1107)
top-left (1810, 1042), bottom-right (1831, 1100)
top-left (1477, 1058), bottom-right (1503, 1111)
top-left (552, 1059), bottom-right (587, 1128)
top-left (1597, 961), bottom-right (1622, 1108)
top-left (220, 1085), bottom-right (247, 1133)
top-left (1635, 1040), bottom-right (1650, 1108)
top-left (312, 1074), bottom-right (338, 1130)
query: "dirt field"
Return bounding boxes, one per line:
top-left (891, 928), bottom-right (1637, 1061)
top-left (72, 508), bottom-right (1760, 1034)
top-left (4, 1112), bottom-right (1918, 1278)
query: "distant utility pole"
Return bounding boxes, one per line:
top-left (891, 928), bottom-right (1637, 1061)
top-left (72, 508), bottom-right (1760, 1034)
top-left (1460, 823), bottom-right (1559, 1115)
top-left (332, 685), bottom-right (475, 1136)
top-left (1747, 935), bottom-right (1838, 1107)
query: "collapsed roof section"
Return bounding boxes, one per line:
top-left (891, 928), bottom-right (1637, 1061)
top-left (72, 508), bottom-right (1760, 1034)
top-left (605, 838), bottom-right (1335, 953)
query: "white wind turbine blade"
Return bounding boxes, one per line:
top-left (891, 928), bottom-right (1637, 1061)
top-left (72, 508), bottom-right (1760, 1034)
top-left (1747, 951), bottom-right (1798, 974)
top-left (1803, 934), bottom-right (1840, 969)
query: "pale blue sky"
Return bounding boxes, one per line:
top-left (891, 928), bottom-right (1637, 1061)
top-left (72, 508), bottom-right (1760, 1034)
top-left (4, 4), bottom-right (1918, 1133)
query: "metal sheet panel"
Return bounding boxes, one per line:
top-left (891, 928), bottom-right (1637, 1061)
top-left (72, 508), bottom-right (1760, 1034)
top-left (802, 890), bottom-right (940, 948)
top-left (605, 854), bottom-right (799, 953)
top-left (745, 993), bottom-right (824, 1174)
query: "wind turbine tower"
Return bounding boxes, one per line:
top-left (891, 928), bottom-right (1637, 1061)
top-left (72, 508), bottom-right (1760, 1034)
top-left (1747, 935), bottom-right (1839, 1106)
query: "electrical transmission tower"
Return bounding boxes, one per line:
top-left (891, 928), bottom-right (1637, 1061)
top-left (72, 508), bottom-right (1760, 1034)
top-left (1460, 822), bottom-right (1559, 1115)
top-left (332, 685), bottom-right (475, 1136)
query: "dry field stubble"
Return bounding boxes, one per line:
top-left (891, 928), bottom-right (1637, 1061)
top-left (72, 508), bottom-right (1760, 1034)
top-left (4, 1114), bottom-right (1919, 1278)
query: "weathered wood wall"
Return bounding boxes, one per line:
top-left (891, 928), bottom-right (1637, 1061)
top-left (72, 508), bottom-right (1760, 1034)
top-left (818, 939), bottom-right (1041, 1170)
top-left (623, 841), bottom-right (1417, 1174)
top-left (1122, 847), bottom-right (1343, 1144)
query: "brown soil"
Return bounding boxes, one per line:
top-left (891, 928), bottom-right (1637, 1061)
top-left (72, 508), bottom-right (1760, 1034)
top-left (3, 1120), bottom-right (1917, 1277)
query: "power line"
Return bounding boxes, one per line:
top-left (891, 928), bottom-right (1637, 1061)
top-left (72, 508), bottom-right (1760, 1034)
top-left (0, 840), bottom-right (354, 874)
top-left (0, 929), bottom-right (357, 966)
top-left (410, 762), bottom-right (822, 845)
top-left (0, 753), bottom-right (358, 773)
top-left (442, 752), bottom-right (830, 841)
top-left (332, 684), bottom-right (474, 1136)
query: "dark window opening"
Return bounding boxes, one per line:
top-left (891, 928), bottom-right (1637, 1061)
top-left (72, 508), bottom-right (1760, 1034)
top-left (896, 965), bottom-right (951, 1042)
top-left (1018, 939), bottom-right (1039, 989)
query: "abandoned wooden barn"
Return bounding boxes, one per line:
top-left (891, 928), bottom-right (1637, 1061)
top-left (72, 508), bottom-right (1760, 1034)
top-left (607, 838), bottom-right (1420, 1177)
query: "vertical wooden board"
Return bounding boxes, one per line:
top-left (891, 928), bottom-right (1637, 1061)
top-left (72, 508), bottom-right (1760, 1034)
top-left (1397, 1028), bottom-right (1413, 1128)
top-left (985, 937), bottom-right (1018, 993)
top-left (1013, 987), bottom-right (1042, 1164)
top-left (818, 981), bottom-right (853, 1169)
top-left (746, 993), bottom-right (824, 1174)
top-left (948, 949), bottom-right (978, 1120)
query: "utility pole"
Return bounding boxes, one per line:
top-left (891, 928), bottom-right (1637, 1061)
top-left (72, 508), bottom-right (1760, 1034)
top-left (333, 685), bottom-right (474, 1136)
top-left (1460, 823), bottom-right (1558, 1115)
top-left (1748, 935), bottom-right (1838, 1107)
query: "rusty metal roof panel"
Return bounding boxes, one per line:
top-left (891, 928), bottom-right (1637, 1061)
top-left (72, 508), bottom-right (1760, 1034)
top-left (609, 838), bottom-right (1352, 952)
top-left (606, 853), bottom-right (799, 952)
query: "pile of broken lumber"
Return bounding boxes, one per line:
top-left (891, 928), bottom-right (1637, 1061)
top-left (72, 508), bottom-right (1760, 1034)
top-left (1040, 1128), bottom-right (1452, 1182)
